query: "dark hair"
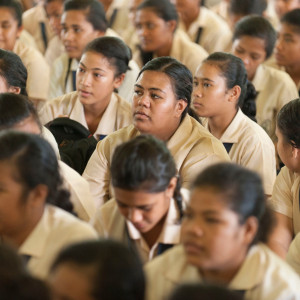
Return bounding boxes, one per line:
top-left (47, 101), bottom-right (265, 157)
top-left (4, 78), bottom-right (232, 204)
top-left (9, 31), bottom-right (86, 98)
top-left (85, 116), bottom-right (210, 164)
top-left (138, 57), bottom-right (193, 121)
top-left (137, 0), bottom-right (178, 22)
top-left (229, 0), bottom-right (267, 17)
top-left (277, 98), bottom-right (300, 148)
top-left (0, 0), bottom-right (22, 27)
top-left (84, 36), bottom-right (132, 77)
top-left (111, 135), bottom-right (183, 218)
top-left (0, 93), bottom-right (41, 131)
top-left (281, 8), bottom-right (300, 34)
top-left (64, 0), bottom-right (107, 32)
top-left (51, 240), bottom-right (145, 300)
top-left (0, 131), bottom-right (74, 213)
top-left (169, 283), bottom-right (243, 300)
top-left (203, 52), bottom-right (257, 121)
top-left (45, 0), bottom-right (65, 3)
top-left (233, 15), bottom-right (276, 59)
top-left (191, 163), bottom-right (274, 245)
top-left (0, 50), bottom-right (27, 96)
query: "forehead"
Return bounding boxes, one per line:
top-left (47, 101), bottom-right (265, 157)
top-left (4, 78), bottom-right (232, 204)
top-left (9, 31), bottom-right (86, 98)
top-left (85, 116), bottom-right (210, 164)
top-left (61, 9), bottom-right (89, 25)
top-left (195, 62), bottom-right (224, 80)
top-left (279, 22), bottom-right (300, 36)
top-left (136, 7), bottom-right (161, 20)
top-left (136, 70), bottom-right (175, 92)
top-left (234, 35), bottom-right (266, 51)
top-left (0, 7), bottom-right (18, 21)
top-left (80, 51), bottom-right (112, 69)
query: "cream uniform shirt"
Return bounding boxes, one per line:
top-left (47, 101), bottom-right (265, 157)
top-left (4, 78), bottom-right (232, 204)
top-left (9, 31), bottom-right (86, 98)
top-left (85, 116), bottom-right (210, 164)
top-left (39, 91), bottom-right (132, 140)
top-left (19, 204), bottom-right (98, 279)
top-left (22, 3), bottom-right (54, 54)
top-left (83, 114), bottom-right (230, 206)
top-left (203, 109), bottom-right (276, 195)
top-left (270, 167), bottom-right (300, 234)
top-left (93, 198), bottom-right (181, 263)
top-left (13, 39), bottom-right (50, 102)
top-left (286, 232), bottom-right (300, 276)
top-left (132, 29), bottom-right (208, 75)
top-left (45, 36), bottom-right (65, 67)
top-left (144, 243), bottom-right (300, 300)
top-left (252, 65), bottom-right (299, 142)
top-left (178, 6), bottom-right (232, 54)
top-left (49, 28), bottom-right (139, 102)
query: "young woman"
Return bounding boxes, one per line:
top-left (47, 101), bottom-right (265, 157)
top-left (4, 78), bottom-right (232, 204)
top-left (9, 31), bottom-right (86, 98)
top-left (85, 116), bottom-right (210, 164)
top-left (83, 56), bottom-right (230, 206)
top-left (0, 131), bottom-right (97, 279)
top-left (192, 52), bottom-right (276, 197)
top-left (132, 0), bottom-right (208, 75)
top-left (145, 163), bottom-right (300, 300)
top-left (94, 135), bottom-right (184, 263)
top-left (232, 15), bottom-right (298, 141)
top-left (275, 8), bottom-right (300, 95)
top-left (49, 0), bottom-right (139, 102)
top-left (49, 240), bottom-right (145, 300)
top-left (40, 36), bottom-right (132, 140)
top-left (0, 0), bottom-right (50, 105)
top-left (267, 98), bottom-right (300, 258)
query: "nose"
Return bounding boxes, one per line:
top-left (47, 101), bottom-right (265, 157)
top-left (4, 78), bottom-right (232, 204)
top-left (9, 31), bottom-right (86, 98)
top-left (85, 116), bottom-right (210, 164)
top-left (192, 83), bottom-right (203, 99)
top-left (62, 28), bottom-right (74, 42)
top-left (275, 38), bottom-right (283, 52)
top-left (136, 93), bottom-right (150, 108)
top-left (184, 218), bottom-right (204, 237)
top-left (80, 72), bottom-right (92, 87)
top-left (128, 208), bottom-right (143, 224)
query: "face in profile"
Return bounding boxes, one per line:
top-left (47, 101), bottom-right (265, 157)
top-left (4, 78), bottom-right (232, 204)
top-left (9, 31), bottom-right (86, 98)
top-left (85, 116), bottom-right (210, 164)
top-left (76, 51), bottom-right (123, 109)
top-left (192, 62), bottom-right (232, 118)
top-left (61, 10), bottom-right (102, 60)
top-left (232, 36), bottom-right (267, 81)
top-left (132, 70), bottom-right (187, 141)
top-left (45, 0), bottom-right (64, 36)
top-left (275, 23), bottom-right (300, 69)
top-left (181, 187), bottom-right (252, 277)
top-left (0, 7), bottom-right (22, 51)
top-left (135, 8), bottom-right (175, 55)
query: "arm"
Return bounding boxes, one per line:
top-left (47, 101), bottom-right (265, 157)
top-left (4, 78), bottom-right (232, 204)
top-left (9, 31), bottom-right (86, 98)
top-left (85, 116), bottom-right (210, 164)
top-left (267, 212), bottom-right (293, 258)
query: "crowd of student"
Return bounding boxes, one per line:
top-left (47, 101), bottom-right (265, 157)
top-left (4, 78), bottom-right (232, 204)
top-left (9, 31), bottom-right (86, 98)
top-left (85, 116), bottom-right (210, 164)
top-left (0, 0), bottom-right (300, 299)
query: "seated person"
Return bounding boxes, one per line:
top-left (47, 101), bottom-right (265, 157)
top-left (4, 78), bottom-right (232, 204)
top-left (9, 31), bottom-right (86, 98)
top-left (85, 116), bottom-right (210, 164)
top-left (144, 163), bottom-right (300, 300)
top-left (267, 99), bottom-right (300, 258)
top-left (40, 36), bottom-right (132, 140)
top-left (173, 0), bottom-right (232, 53)
top-left (94, 135), bottom-right (185, 263)
top-left (49, 240), bottom-right (145, 300)
top-left (274, 0), bottom-right (300, 20)
top-left (83, 57), bottom-right (230, 206)
top-left (0, 0), bottom-right (50, 106)
top-left (49, 0), bottom-right (139, 103)
top-left (232, 15), bottom-right (299, 141)
top-left (0, 130), bottom-right (97, 279)
top-left (132, 0), bottom-right (208, 75)
top-left (275, 8), bottom-right (300, 94)
top-left (192, 52), bottom-right (276, 197)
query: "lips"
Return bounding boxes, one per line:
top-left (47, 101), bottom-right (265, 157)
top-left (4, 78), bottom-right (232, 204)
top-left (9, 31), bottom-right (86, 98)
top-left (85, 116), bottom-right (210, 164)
top-left (79, 89), bottom-right (92, 98)
top-left (183, 241), bottom-right (205, 255)
top-left (64, 45), bottom-right (77, 52)
top-left (134, 110), bottom-right (150, 120)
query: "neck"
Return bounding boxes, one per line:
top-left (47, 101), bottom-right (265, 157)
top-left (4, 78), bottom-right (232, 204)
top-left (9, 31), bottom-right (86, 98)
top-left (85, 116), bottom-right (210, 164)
top-left (155, 119), bottom-right (181, 142)
top-left (181, 7), bottom-right (200, 30)
top-left (155, 36), bottom-right (174, 57)
top-left (2, 207), bottom-right (44, 249)
top-left (208, 109), bottom-right (237, 139)
top-left (285, 65), bottom-right (300, 86)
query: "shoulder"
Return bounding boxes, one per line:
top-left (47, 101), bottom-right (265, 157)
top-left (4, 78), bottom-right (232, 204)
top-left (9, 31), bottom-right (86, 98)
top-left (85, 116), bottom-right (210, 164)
top-left (49, 91), bottom-right (79, 105)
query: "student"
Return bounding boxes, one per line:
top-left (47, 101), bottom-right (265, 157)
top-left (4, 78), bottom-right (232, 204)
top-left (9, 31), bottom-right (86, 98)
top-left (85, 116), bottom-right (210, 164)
top-left (274, 0), bottom-right (300, 19)
top-left (44, 0), bottom-right (66, 65)
top-left (267, 99), bottom-right (300, 258)
top-left (0, 131), bottom-right (97, 279)
top-left (22, 0), bottom-right (54, 54)
top-left (172, 0), bottom-right (232, 54)
top-left (144, 163), bottom-right (300, 300)
top-left (83, 57), bottom-right (230, 206)
top-left (192, 52), bottom-right (276, 196)
top-left (49, 0), bottom-right (139, 103)
top-left (0, 93), bottom-right (96, 223)
top-left (40, 36), bottom-right (132, 140)
top-left (49, 240), bottom-right (145, 300)
top-left (0, 0), bottom-right (50, 105)
top-left (275, 9), bottom-right (300, 94)
top-left (94, 135), bottom-right (184, 263)
top-left (232, 15), bottom-right (299, 141)
top-left (132, 0), bottom-right (208, 75)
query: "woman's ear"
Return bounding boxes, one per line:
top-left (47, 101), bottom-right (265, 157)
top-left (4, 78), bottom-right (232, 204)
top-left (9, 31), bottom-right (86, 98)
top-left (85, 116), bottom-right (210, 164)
top-left (166, 20), bottom-right (177, 33)
top-left (242, 216), bottom-right (259, 246)
top-left (165, 176), bottom-right (178, 199)
top-left (175, 99), bottom-right (188, 118)
top-left (8, 86), bottom-right (21, 94)
top-left (292, 145), bottom-right (300, 159)
top-left (228, 85), bottom-right (241, 104)
top-left (113, 73), bottom-right (126, 89)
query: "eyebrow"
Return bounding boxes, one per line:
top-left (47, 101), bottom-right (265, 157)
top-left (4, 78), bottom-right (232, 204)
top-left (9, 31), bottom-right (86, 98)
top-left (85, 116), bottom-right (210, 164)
top-left (134, 84), bottom-right (166, 94)
top-left (79, 62), bottom-right (106, 72)
top-left (193, 76), bottom-right (215, 83)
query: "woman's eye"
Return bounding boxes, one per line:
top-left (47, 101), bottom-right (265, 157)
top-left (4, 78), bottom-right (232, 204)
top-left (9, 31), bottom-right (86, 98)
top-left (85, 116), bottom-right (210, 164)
top-left (94, 73), bottom-right (102, 78)
top-left (204, 217), bottom-right (221, 224)
top-left (78, 67), bottom-right (85, 73)
top-left (74, 27), bottom-right (81, 33)
top-left (134, 90), bottom-right (142, 95)
top-left (151, 93), bottom-right (160, 99)
top-left (203, 83), bottom-right (211, 88)
top-left (183, 211), bottom-right (193, 219)
top-left (193, 81), bottom-right (199, 87)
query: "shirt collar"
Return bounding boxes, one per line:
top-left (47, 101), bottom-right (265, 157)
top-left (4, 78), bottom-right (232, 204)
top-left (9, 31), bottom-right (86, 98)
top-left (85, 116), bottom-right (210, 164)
top-left (252, 64), bottom-right (266, 92)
